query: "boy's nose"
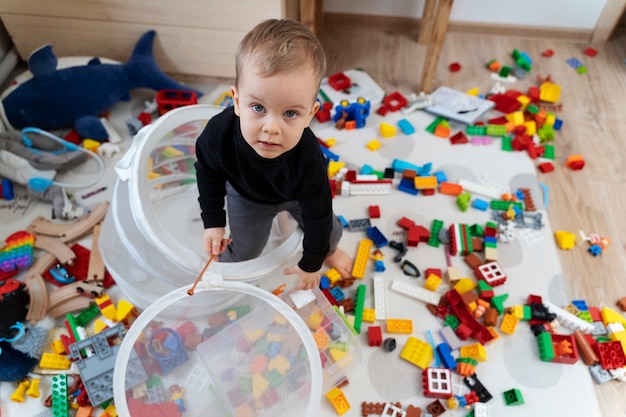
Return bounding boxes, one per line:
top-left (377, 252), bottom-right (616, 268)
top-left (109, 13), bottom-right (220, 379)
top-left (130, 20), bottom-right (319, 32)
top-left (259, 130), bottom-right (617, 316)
top-left (262, 116), bottom-right (280, 135)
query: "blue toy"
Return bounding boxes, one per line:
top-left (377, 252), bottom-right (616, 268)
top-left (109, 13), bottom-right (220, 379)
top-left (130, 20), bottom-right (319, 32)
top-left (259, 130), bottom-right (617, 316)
top-left (1, 30), bottom-right (202, 139)
top-left (332, 97), bottom-right (370, 129)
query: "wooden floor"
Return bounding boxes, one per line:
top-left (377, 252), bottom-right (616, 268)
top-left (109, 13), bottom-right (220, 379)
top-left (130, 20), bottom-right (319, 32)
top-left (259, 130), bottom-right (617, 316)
top-left (319, 22), bottom-right (626, 415)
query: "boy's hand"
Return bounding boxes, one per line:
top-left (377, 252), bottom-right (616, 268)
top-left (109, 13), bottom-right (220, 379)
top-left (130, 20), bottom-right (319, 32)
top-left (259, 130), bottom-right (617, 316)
top-left (283, 265), bottom-right (320, 290)
top-left (202, 227), bottom-right (232, 257)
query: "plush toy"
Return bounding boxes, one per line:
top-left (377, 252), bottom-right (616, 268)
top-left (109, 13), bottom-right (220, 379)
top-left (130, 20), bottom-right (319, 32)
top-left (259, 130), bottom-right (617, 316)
top-left (0, 30), bottom-right (202, 139)
top-left (0, 130), bottom-right (89, 219)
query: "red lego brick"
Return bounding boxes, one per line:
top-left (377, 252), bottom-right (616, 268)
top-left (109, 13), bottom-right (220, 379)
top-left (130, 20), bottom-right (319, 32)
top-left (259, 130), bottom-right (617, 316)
top-left (541, 49), bottom-right (554, 57)
top-left (328, 72), bottom-right (351, 91)
top-left (594, 341), bottom-right (625, 369)
top-left (382, 91), bottom-right (408, 112)
top-left (474, 261), bottom-right (507, 287)
top-left (551, 333), bottom-right (579, 364)
top-left (376, 104), bottom-right (390, 116)
top-left (423, 368), bottom-right (453, 398)
top-left (538, 162), bottom-right (555, 173)
top-left (407, 225), bottom-right (430, 247)
top-left (367, 326), bottom-right (383, 347)
top-left (369, 205), bottom-right (381, 218)
top-left (397, 216), bottom-right (416, 230)
top-left (488, 94), bottom-right (522, 113)
top-left (583, 47), bottom-right (597, 57)
top-left (450, 131), bottom-right (469, 145)
top-left (449, 62), bottom-right (461, 72)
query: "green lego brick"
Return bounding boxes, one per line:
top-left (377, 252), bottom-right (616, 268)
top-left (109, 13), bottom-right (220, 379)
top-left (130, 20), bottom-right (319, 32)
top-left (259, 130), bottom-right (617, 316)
top-left (537, 332), bottom-right (555, 362)
top-left (576, 65), bottom-right (588, 74)
top-left (486, 124), bottom-right (507, 137)
top-left (523, 305), bottom-right (532, 320)
top-left (577, 311), bottom-right (593, 323)
top-left (428, 219), bottom-right (444, 247)
top-left (491, 293), bottom-right (509, 314)
top-left (466, 125), bottom-right (487, 136)
top-left (477, 280), bottom-right (493, 293)
top-left (543, 144), bottom-right (555, 160)
top-left (74, 303), bottom-right (100, 327)
top-left (426, 117), bottom-right (446, 134)
top-left (503, 388), bottom-right (525, 405)
top-left (457, 192), bottom-right (471, 212)
top-left (353, 284), bottom-right (367, 334)
top-left (490, 200), bottom-right (524, 211)
top-left (445, 315), bottom-right (460, 330)
top-left (526, 104), bottom-right (540, 114)
top-left (469, 223), bottom-right (484, 237)
top-left (499, 65), bottom-right (511, 77)
top-left (51, 374), bottom-right (68, 417)
top-left (538, 124), bottom-right (555, 143)
top-left (501, 135), bottom-right (512, 151)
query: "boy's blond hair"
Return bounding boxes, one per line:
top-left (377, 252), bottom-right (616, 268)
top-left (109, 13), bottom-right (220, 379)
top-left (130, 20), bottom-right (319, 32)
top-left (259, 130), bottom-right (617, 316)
top-left (235, 19), bottom-right (326, 94)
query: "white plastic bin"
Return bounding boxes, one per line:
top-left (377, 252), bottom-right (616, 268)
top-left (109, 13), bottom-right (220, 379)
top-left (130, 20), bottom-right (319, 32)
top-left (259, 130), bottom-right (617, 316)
top-left (113, 276), bottom-right (361, 417)
top-left (99, 104), bottom-right (303, 309)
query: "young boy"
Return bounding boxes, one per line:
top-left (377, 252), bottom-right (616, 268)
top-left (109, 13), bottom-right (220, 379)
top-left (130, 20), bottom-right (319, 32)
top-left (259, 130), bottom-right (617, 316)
top-left (194, 19), bottom-right (352, 290)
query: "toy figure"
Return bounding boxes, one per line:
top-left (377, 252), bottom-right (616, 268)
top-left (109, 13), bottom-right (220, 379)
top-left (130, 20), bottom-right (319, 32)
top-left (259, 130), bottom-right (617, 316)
top-left (169, 384), bottom-right (187, 412)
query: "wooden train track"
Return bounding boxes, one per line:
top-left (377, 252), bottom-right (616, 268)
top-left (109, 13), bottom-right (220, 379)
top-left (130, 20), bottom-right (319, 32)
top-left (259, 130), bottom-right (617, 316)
top-left (24, 272), bottom-right (49, 323)
top-left (26, 202), bottom-right (109, 243)
top-left (33, 235), bottom-right (76, 265)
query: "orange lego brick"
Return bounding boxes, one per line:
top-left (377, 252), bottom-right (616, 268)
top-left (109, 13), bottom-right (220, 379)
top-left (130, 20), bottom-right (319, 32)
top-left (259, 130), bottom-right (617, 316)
top-left (439, 182), bottom-right (463, 196)
top-left (386, 318), bottom-right (413, 334)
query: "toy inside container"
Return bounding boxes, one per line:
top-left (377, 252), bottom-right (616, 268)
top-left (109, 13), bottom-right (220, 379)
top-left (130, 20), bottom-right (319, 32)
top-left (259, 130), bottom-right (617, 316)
top-left (99, 104), bottom-right (303, 310)
top-left (113, 271), bottom-right (361, 417)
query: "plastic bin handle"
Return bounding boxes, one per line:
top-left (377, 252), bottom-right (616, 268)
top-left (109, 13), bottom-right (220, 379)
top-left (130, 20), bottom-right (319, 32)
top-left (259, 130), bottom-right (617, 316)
top-left (114, 125), bottom-right (149, 181)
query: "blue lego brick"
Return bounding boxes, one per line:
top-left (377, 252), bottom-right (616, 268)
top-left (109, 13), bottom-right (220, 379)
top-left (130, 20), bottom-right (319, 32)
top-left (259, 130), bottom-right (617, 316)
top-left (361, 164), bottom-right (374, 175)
top-left (553, 118), bottom-right (563, 130)
top-left (398, 178), bottom-right (418, 195)
top-left (319, 145), bottom-right (340, 162)
top-left (484, 236), bottom-right (498, 245)
top-left (366, 226), bottom-right (388, 248)
top-left (571, 299), bottom-right (589, 311)
top-left (338, 215), bottom-right (349, 228)
top-left (1, 178), bottom-right (14, 200)
top-left (472, 198), bottom-right (489, 211)
top-left (436, 343), bottom-right (457, 370)
top-left (320, 276), bottom-right (331, 289)
top-left (330, 286), bottom-right (345, 302)
top-left (397, 118), bottom-right (416, 135)
top-left (391, 158), bottom-right (422, 173)
top-left (433, 170), bottom-right (447, 183)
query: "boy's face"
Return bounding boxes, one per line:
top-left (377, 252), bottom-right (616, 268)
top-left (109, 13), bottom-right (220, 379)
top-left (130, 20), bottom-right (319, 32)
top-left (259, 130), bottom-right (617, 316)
top-left (231, 64), bottom-right (320, 159)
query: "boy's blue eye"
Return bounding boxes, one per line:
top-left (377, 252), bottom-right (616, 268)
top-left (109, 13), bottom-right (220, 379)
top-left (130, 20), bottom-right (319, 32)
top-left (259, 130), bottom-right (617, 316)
top-left (252, 104), bottom-right (265, 113)
top-left (284, 110), bottom-right (298, 118)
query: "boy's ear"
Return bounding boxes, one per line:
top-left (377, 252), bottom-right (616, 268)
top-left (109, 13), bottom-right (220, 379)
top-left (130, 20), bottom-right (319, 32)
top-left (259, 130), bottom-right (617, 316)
top-left (231, 85), bottom-right (240, 116)
top-left (306, 100), bottom-right (320, 126)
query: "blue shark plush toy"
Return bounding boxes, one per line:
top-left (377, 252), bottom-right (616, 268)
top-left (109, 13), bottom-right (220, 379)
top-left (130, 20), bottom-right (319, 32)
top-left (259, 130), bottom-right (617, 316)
top-left (0, 30), bottom-right (202, 139)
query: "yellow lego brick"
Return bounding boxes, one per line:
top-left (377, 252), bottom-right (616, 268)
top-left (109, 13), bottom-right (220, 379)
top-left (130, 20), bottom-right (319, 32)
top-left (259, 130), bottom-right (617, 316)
top-left (524, 120), bottom-right (537, 136)
top-left (307, 309), bottom-right (325, 330)
top-left (362, 308), bottom-right (376, 323)
top-left (413, 176), bottom-right (438, 190)
top-left (267, 354), bottom-right (291, 375)
top-left (460, 343), bottom-right (488, 362)
top-left (39, 352), bottom-right (71, 370)
top-left (95, 295), bottom-right (117, 321)
top-left (424, 274), bottom-right (442, 291)
top-left (324, 137), bottom-right (337, 147)
top-left (116, 299), bottom-right (136, 322)
top-left (386, 318), bottom-right (413, 334)
top-left (366, 139), bottom-right (382, 151)
top-left (82, 138), bottom-right (100, 153)
top-left (539, 82), bottom-right (561, 103)
top-left (325, 268), bottom-right (342, 285)
top-left (563, 303), bottom-right (580, 315)
top-left (516, 94), bottom-right (530, 110)
top-left (162, 145), bottom-right (185, 158)
top-left (379, 122), bottom-right (397, 138)
top-left (352, 239), bottom-right (373, 279)
top-left (328, 161), bottom-right (345, 178)
top-left (93, 319), bottom-right (108, 334)
top-left (453, 278), bottom-right (476, 294)
top-left (545, 113), bottom-right (556, 126)
top-left (329, 348), bottom-right (352, 368)
top-left (252, 374), bottom-right (270, 400)
top-left (466, 87), bottom-right (480, 96)
top-left (500, 313), bottom-right (519, 335)
top-left (51, 339), bottom-right (66, 354)
top-left (103, 404), bottom-right (118, 417)
top-left (325, 387), bottom-right (351, 415)
top-left (554, 231), bottom-right (576, 250)
top-left (509, 305), bottom-right (525, 319)
top-left (400, 336), bottom-right (433, 369)
top-left (601, 306), bottom-right (626, 326)
top-left (505, 111), bottom-right (525, 126)
top-left (466, 301), bottom-right (477, 313)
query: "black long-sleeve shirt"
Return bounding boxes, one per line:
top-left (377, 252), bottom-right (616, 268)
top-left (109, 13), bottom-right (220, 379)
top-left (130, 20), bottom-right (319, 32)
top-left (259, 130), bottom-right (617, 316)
top-left (194, 106), bottom-right (333, 272)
